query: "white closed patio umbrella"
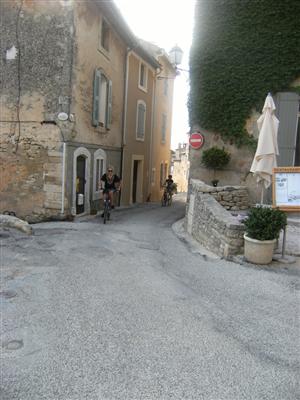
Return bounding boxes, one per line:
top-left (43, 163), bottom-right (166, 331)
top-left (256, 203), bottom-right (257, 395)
top-left (250, 93), bottom-right (279, 203)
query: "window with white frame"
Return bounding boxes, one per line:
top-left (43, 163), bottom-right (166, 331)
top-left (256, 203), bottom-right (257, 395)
top-left (136, 100), bottom-right (146, 140)
top-left (93, 149), bottom-right (106, 199)
top-left (138, 61), bottom-right (148, 91)
top-left (100, 18), bottom-right (110, 53)
top-left (92, 69), bottom-right (112, 129)
top-left (161, 113), bottom-right (167, 143)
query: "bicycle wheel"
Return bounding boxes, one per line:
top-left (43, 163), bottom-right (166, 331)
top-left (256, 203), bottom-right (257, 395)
top-left (103, 201), bottom-right (109, 224)
top-left (161, 193), bottom-right (166, 206)
top-left (168, 193), bottom-right (172, 206)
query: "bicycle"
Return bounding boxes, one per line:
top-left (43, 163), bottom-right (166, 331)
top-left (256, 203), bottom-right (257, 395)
top-left (102, 195), bottom-right (111, 224)
top-left (161, 188), bottom-right (172, 207)
top-left (101, 188), bottom-right (120, 224)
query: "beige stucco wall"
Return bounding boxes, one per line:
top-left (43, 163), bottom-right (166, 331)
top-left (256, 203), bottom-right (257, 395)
top-left (72, 1), bottom-right (125, 148)
top-left (121, 52), bottom-right (155, 205)
top-left (150, 58), bottom-right (175, 202)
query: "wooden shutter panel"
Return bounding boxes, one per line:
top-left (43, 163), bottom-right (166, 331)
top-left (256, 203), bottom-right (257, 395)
top-left (92, 69), bottom-right (101, 127)
top-left (137, 103), bottom-right (145, 138)
top-left (106, 79), bottom-right (112, 129)
top-left (274, 92), bottom-right (299, 166)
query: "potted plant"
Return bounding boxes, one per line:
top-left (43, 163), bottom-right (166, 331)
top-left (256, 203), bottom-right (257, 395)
top-left (243, 206), bottom-right (287, 264)
top-left (201, 146), bottom-right (231, 186)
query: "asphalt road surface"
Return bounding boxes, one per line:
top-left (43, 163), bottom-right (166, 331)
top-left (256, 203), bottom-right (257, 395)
top-left (1, 195), bottom-right (299, 400)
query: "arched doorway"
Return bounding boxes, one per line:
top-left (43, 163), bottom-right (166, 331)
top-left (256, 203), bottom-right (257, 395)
top-left (72, 148), bottom-right (91, 215)
top-left (76, 155), bottom-right (86, 214)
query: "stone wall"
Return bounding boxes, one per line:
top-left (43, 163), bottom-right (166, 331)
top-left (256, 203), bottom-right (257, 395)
top-left (0, 1), bottom-right (74, 222)
top-left (185, 179), bottom-right (245, 258)
top-left (192, 181), bottom-right (250, 211)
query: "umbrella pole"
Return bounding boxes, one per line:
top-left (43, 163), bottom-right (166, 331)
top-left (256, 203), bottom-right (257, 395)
top-left (260, 184), bottom-right (264, 204)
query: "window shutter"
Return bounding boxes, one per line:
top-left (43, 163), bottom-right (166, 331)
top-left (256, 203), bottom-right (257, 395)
top-left (106, 79), bottom-right (112, 129)
top-left (92, 69), bottom-right (101, 127)
top-left (137, 103), bottom-right (145, 138)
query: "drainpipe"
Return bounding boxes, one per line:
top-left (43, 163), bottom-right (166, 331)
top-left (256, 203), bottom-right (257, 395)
top-left (61, 141), bottom-right (67, 214)
top-left (119, 47), bottom-right (132, 205)
top-left (148, 68), bottom-right (161, 197)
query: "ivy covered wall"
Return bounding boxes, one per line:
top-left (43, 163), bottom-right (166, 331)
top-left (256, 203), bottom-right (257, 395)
top-left (189, 0), bottom-right (300, 147)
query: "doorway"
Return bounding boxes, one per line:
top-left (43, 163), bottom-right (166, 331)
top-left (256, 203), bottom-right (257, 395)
top-left (76, 155), bottom-right (86, 214)
top-left (132, 160), bottom-right (139, 203)
top-left (131, 156), bottom-right (144, 204)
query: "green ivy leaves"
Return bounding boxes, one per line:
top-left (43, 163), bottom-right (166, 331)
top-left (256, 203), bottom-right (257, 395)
top-left (189, 0), bottom-right (300, 148)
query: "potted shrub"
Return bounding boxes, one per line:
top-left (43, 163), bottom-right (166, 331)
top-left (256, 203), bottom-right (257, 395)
top-left (243, 206), bottom-right (287, 264)
top-left (201, 146), bottom-right (231, 186)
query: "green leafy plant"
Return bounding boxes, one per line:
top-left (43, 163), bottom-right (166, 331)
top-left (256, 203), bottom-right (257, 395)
top-left (202, 146), bottom-right (231, 186)
top-left (189, 0), bottom-right (300, 147)
top-left (202, 146), bottom-right (231, 170)
top-left (244, 207), bottom-right (287, 241)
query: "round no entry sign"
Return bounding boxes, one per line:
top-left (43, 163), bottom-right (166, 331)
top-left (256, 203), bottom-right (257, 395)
top-left (189, 132), bottom-right (204, 149)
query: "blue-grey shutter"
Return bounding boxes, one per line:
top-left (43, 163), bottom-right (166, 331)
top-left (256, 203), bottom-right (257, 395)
top-left (274, 92), bottom-right (299, 166)
top-left (106, 79), bottom-right (112, 129)
top-left (137, 103), bottom-right (145, 138)
top-left (92, 69), bottom-right (101, 127)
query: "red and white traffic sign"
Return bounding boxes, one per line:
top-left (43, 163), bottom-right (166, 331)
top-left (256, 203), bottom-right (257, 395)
top-left (189, 132), bottom-right (204, 149)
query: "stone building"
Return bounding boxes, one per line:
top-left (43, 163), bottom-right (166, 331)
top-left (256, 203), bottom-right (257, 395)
top-left (0, 0), bottom-right (176, 221)
top-left (188, 89), bottom-right (300, 204)
top-left (171, 143), bottom-right (189, 193)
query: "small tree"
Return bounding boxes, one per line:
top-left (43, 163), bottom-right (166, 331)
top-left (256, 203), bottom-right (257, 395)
top-left (201, 146), bottom-right (231, 186)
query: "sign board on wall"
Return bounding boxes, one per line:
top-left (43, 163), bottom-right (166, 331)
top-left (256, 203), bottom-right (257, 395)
top-left (189, 132), bottom-right (204, 149)
top-left (272, 167), bottom-right (300, 211)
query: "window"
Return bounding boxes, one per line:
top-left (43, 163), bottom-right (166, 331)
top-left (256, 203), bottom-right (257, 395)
top-left (164, 163), bottom-right (168, 183)
top-left (92, 69), bottom-right (112, 129)
top-left (151, 168), bottom-right (156, 185)
top-left (93, 149), bottom-right (106, 200)
top-left (138, 61), bottom-right (148, 91)
top-left (160, 162), bottom-right (164, 187)
top-left (161, 114), bottom-right (167, 143)
top-left (95, 158), bottom-right (104, 191)
top-left (100, 18), bottom-right (110, 52)
top-left (136, 100), bottom-right (146, 140)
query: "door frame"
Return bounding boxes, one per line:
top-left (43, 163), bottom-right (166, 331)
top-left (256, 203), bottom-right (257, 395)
top-left (72, 147), bottom-right (91, 215)
top-left (130, 155), bottom-right (144, 204)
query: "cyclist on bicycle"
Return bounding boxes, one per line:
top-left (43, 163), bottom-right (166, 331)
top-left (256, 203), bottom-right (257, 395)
top-left (165, 175), bottom-right (175, 195)
top-left (100, 166), bottom-right (121, 215)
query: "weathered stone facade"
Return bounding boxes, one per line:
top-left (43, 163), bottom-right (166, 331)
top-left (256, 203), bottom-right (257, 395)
top-left (1, 0), bottom-right (175, 221)
top-left (185, 179), bottom-right (246, 258)
top-left (0, 0), bottom-right (74, 222)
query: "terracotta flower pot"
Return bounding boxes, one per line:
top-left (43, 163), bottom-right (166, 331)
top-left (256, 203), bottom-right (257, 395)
top-left (244, 234), bottom-right (276, 265)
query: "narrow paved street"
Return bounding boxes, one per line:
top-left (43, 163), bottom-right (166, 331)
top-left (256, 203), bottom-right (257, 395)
top-left (1, 196), bottom-right (299, 400)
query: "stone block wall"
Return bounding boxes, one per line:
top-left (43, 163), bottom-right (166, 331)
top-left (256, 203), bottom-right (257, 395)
top-left (185, 179), bottom-right (245, 258)
top-left (191, 180), bottom-right (250, 211)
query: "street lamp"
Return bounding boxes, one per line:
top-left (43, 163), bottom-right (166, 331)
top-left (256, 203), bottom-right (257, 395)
top-left (157, 45), bottom-right (188, 80)
top-left (168, 45), bottom-right (184, 67)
